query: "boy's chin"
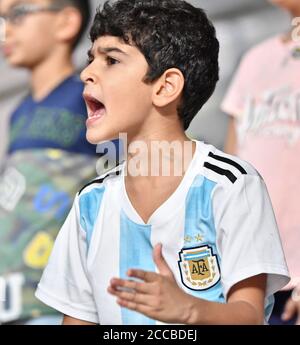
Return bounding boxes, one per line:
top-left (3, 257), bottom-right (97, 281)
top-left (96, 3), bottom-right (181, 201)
top-left (5, 56), bottom-right (32, 69)
top-left (86, 129), bottom-right (118, 146)
top-left (4, 56), bottom-right (22, 67)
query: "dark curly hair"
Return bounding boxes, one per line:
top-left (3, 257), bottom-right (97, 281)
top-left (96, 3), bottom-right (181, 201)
top-left (90, 0), bottom-right (219, 130)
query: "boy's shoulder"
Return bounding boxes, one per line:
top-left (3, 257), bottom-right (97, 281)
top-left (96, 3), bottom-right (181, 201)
top-left (198, 141), bottom-right (260, 190)
top-left (198, 142), bottom-right (265, 220)
top-left (78, 161), bottom-right (124, 197)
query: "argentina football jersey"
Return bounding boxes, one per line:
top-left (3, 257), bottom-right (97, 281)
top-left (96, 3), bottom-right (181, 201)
top-left (35, 140), bottom-right (290, 325)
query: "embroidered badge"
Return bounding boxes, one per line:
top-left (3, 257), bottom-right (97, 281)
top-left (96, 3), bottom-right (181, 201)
top-left (178, 245), bottom-right (220, 291)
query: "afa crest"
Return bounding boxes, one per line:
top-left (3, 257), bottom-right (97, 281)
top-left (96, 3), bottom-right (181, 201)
top-left (178, 245), bottom-right (220, 291)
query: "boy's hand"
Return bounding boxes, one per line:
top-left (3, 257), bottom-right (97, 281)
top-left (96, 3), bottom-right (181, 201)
top-left (107, 244), bottom-right (192, 324)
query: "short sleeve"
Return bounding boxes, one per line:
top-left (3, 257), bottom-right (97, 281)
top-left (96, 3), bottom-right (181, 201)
top-left (215, 175), bottom-right (290, 302)
top-left (35, 195), bottom-right (99, 324)
top-left (221, 52), bottom-right (253, 118)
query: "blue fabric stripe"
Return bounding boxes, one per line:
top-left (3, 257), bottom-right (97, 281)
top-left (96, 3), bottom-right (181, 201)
top-left (119, 211), bottom-right (156, 325)
top-left (79, 186), bottom-right (105, 249)
top-left (265, 294), bottom-right (275, 323)
top-left (184, 175), bottom-right (224, 303)
top-left (184, 253), bottom-right (209, 260)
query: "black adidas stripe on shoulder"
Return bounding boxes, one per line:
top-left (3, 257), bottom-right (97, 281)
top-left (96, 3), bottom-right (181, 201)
top-left (79, 166), bottom-right (122, 196)
top-left (208, 152), bottom-right (247, 175)
top-left (204, 162), bottom-right (237, 183)
top-left (204, 152), bottom-right (247, 184)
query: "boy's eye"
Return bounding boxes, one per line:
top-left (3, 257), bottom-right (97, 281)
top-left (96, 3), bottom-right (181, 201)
top-left (106, 56), bottom-right (119, 66)
top-left (87, 57), bottom-right (94, 66)
top-left (85, 55), bottom-right (119, 67)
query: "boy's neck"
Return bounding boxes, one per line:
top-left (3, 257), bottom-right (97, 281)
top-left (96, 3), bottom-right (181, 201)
top-left (123, 119), bottom-right (197, 224)
top-left (125, 117), bottom-right (196, 183)
top-left (127, 111), bottom-right (190, 146)
top-left (30, 50), bottom-right (75, 101)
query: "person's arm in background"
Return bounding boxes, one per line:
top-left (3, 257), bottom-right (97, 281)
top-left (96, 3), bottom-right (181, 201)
top-left (222, 51), bottom-right (251, 158)
top-left (224, 116), bottom-right (237, 155)
top-left (282, 285), bottom-right (300, 325)
top-left (63, 315), bottom-right (96, 325)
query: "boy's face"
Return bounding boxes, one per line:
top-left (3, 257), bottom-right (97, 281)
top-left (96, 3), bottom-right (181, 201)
top-left (81, 35), bottom-right (154, 145)
top-left (0, 0), bottom-right (60, 68)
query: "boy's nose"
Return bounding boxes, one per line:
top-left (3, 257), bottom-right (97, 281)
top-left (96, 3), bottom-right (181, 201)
top-left (3, 20), bottom-right (13, 38)
top-left (80, 65), bottom-right (96, 85)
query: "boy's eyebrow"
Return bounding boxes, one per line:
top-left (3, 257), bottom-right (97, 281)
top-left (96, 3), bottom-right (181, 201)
top-left (2, 0), bottom-right (24, 12)
top-left (88, 46), bottom-right (129, 57)
top-left (10, 0), bottom-right (28, 9)
top-left (98, 47), bottom-right (128, 56)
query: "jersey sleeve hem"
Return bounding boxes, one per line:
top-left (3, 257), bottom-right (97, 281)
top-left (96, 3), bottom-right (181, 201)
top-left (35, 285), bottom-right (99, 324)
top-left (222, 263), bottom-right (290, 300)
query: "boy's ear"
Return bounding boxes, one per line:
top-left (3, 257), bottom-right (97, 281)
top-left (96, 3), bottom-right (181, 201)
top-left (152, 68), bottom-right (185, 108)
top-left (54, 7), bottom-right (82, 45)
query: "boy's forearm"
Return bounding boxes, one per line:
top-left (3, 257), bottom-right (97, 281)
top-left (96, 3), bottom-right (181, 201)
top-left (184, 295), bottom-right (263, 325)
top-left (62, 315), bottom-right (97, 325)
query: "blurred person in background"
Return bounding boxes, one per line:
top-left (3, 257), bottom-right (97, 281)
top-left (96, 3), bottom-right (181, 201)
top-left (222, 0), bottom-right (300, 325)
top-left (0, 0), bottom-right (99, 325)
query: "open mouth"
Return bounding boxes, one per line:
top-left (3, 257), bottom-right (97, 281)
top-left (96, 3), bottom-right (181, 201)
top-left (84, 94), bottom-right (106, 119)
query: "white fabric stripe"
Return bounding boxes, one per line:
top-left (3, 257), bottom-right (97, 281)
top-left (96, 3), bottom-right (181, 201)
top-left (150, 207), bottom-right (186, 325)
top-left (87, 184), bottom-right (122, 325)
